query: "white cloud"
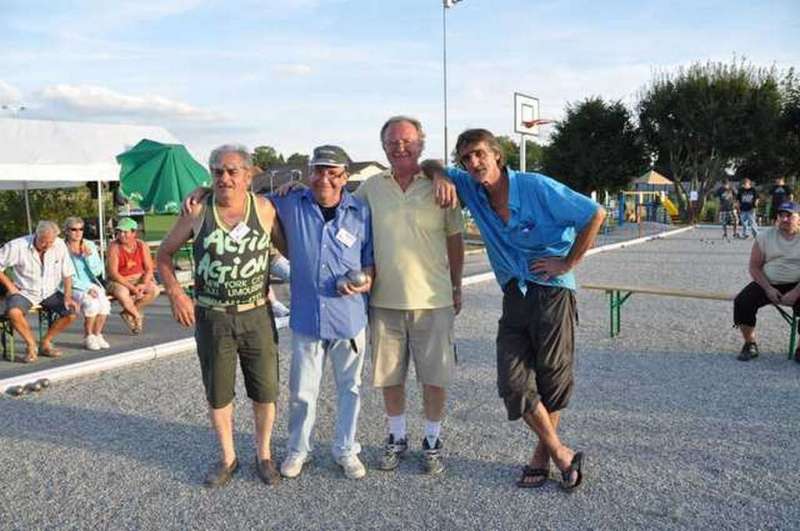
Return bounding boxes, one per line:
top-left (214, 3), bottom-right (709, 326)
top-left (272, 64), bottom-right (313, 77)
top-left (37, 84), bottom-right (219, 121)
top-left (0, 80), bottom-right (23, 105)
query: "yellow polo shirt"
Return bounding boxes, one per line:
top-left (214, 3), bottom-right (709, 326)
top-left (354, 170), bottom-right (464, 310)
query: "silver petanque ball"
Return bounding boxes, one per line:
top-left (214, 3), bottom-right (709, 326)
top-left (345, 269), bottom-right (368, 287)
top-left (336, 276), bottom-right (351, 292)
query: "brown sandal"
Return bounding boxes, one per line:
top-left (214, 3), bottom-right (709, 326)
top-left (120, 311), bottom-right (140, 335)
top-left (39, 344), bottom-right (63, 358)
top-left (517, 465), bottom-right (549, 488)
top-left (22, 346), bottom-right (38, 363)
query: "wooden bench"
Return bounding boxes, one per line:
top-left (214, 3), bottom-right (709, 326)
top-left (0, 280), bottom-right (193, 362)
top-left (581, 283), bottom-right (798, 359)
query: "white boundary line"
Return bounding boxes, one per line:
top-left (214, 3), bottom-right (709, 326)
top-left (0, 315), bottom-right (289, 393)
top-left (1, 227), bottom-right (693, 393)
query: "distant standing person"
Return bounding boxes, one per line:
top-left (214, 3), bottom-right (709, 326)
top-left (769, 177), bottom-right (791, 221)
top-left (157, 144), bottom-right (286, 487)
top-left (716, 180), bottom-right (738, 240)
top-left (734, 201), bottom-right (800, 363)
top-left (736, 178), bottom-right (758, 239)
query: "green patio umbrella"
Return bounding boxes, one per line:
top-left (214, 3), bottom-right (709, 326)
top-left (116, 139), bottom-right (210, 213)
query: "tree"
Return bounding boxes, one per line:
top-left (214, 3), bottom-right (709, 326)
top-left (638, 59), bottom-right (783, 218)
top-left (0, 187), bottom-right (111, 242)
top-left (251, 145), bottom-right (284, 169)
top-left (542, 97), bottom-right (646, 195)
top-left (779, 68), bottom-right (800, 181)
top-left (285, 153), bottom-right (309, 166)
top-left (495, 136), bottom-right (544, 172)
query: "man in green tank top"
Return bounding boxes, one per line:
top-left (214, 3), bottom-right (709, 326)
top-left (158, 144), bottom-right (288, 488)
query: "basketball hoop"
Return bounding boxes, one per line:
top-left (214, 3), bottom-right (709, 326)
top-left (521, 118), bottom-right (555, 129)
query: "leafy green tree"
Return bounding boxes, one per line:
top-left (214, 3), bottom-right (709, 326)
top-left (496, 136), bottom-right (544, 172)
top-left (542, 97), bottom-right (645, 195)
top-left (0, 187), bottom-right (111, 242)
top-left (285, 153), bottom-right (309, 166)
top-left (638, 59), bottom-right (783, 218)
top-left (251, 145), bottom-right (284, 169)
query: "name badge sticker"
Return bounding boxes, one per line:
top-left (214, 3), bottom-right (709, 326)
top-left (335, 228), bottom-right (356, 247)
top-left (229, 222), bottom-right (250, 242)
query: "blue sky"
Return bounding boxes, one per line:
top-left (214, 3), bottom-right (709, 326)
top-left (1, 0), bottom-right (798, 163)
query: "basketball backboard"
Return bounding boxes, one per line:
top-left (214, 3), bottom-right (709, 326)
top-left (514, 92), bottom-right (540, 136)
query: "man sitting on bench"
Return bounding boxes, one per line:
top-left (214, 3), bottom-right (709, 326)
top-left (734, 201), bottom-right (800, 362)
top-left (0, 220), bottom-right (78, 362)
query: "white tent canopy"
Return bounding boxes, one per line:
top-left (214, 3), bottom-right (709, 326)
top-left (0, 117), bottom-right (180, 190)
top-left (0, 118), bottom-right (182, 255)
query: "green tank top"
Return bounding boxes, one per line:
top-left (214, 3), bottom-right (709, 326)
top-left (193, 192), bottom-right (271, 306)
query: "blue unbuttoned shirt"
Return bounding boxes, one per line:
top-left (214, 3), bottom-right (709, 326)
top-left (270, 189), bottom-right (373, 340)
top-left (446, 167), bottom-right (599, 291)
top-left (64, 240), bottom-right (104, 293)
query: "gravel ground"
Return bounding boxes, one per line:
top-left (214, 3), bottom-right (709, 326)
top-left (1, 227), bottom-right (798, 530)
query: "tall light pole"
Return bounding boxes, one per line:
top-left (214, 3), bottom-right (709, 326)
top-left (442, 0), bottom-right (462, 163)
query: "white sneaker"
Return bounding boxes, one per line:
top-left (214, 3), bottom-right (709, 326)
top-left (85, 335), bottom-right (101, 351)
top-left (336, 454), bottom-right (366, 480)
top-left (95, 334), bottom-right (110, 349)
top-left (271, 299), bottom-right (290, 318)
top-left (280, 453), bottom-right (310, 478)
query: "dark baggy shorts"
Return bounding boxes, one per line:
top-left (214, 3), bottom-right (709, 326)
top-left (733, 281), bottom-right (800, 330)
top-left (194, 305), bottom-right (279, 409)
top-left (4, 291), bottom-right (73, 319)
top-left (496, 281), bottom-right (576, 421)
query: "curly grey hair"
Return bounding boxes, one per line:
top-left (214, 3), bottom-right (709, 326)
top-left (209, 144), bottom-right (253, 169)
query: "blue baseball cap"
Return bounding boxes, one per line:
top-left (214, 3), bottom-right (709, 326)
top-left (777, 201), bottom-right (800, 214)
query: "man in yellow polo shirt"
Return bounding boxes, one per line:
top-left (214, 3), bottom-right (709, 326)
top-left (354, 115), bottom-right (464, 475)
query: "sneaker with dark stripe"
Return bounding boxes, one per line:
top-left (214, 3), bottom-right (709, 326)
top-left (737, 342), bottom-right (759, 361)
top-left (422, 437), bottom-right (444, 476)
top-left (378, 434), bottom-right (407, 471)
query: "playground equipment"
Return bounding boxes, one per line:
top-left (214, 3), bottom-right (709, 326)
top-left (617, 190), bottom-right (675, 226)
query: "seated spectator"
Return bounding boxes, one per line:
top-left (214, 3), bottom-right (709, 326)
top-left (734, 201), bottom-right (800, 362)
top-left (106, 218), bottom-right (161, 334)
top-left (63, 217), bottom-right (111, 350)
top-left (0, 220), bottom-right (78, 362)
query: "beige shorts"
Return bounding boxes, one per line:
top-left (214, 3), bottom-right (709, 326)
top-left (370, 306), bottom-right (455, 388)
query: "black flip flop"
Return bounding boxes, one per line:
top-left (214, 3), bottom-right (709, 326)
top-left (560, 452), bottom-right (584, 492)
top-left (516, 465), bottom-right (549, 488)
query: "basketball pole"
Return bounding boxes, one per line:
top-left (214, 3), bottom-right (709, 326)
top-left (442, 3), bottom-right (449, 162)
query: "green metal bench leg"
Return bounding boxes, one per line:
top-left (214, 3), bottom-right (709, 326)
top-left (770, 305), bottom-right (797, 359)
top-left (1, 319), bottom-right (15, 362)
top-left (607, 290), bottom-right (632, 339)
top-left (607, 291), bottom-right (615, 337)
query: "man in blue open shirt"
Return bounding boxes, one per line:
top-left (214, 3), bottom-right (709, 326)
top-left (424, 128), bottom-right (605, 492)
top-left (270, 145), bottom-right (374, 481)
